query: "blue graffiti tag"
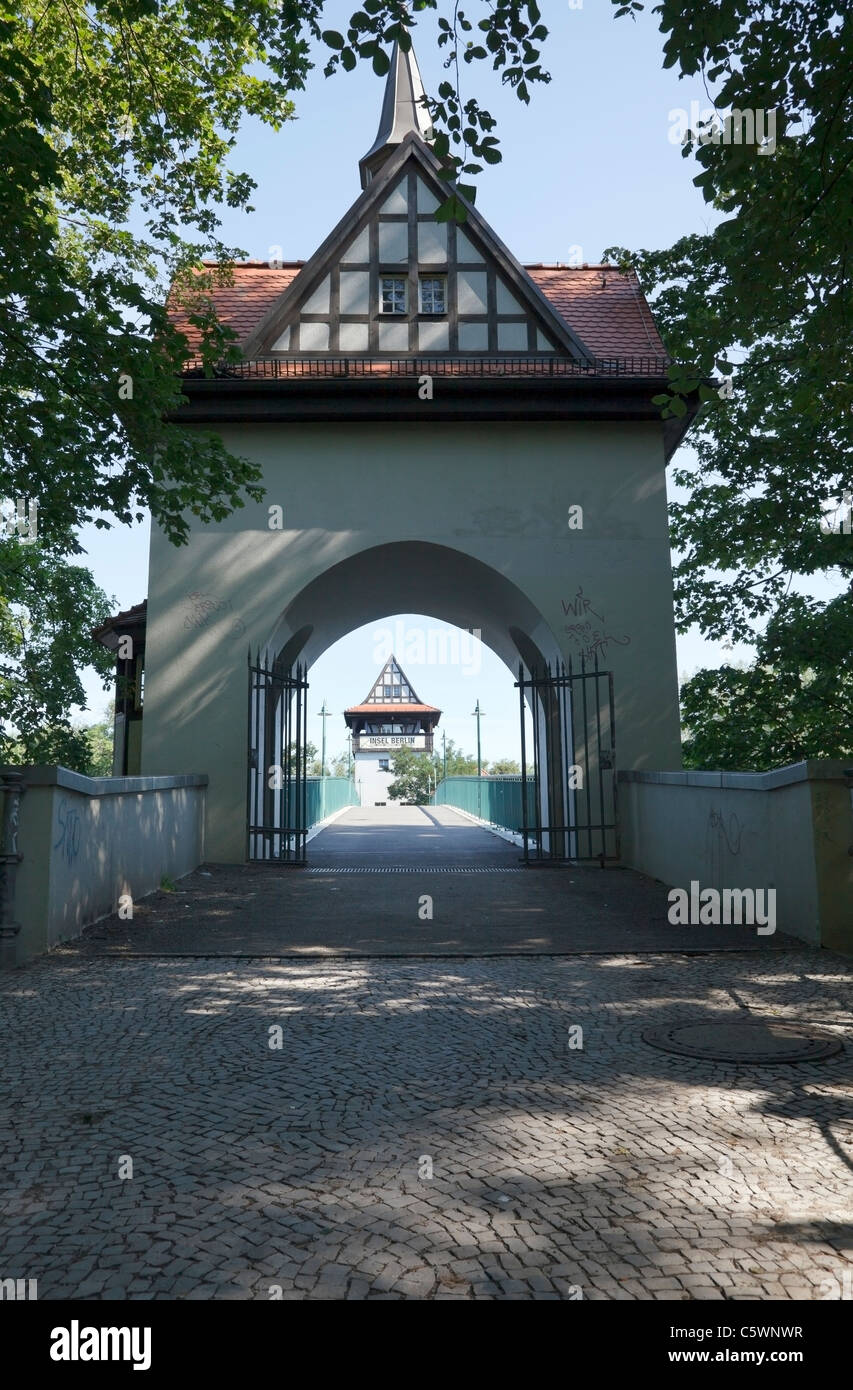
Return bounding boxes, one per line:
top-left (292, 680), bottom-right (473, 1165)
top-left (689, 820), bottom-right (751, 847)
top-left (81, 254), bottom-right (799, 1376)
top-left (53, 797), bottom-right (82, 866)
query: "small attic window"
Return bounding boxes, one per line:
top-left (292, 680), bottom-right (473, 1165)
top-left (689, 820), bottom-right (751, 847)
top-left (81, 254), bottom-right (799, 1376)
top-left (380, 277), bottom-right (407, 314)
top-left (419, 276), bottom-right (447, 315)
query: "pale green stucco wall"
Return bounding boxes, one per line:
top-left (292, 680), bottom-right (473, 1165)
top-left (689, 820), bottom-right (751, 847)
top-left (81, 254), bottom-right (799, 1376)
top-left (618, 762), bottom-right (853, 950)
top-left (4, 769), bottom-right (207, 965)
top-left (142, 420), bottom-right (682, 861)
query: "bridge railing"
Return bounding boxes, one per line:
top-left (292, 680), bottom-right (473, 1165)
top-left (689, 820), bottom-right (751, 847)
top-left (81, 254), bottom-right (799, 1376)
top-left (305, 776), bottom-right (359, 827)
top-left (433, 775), bottom-right (535, 835)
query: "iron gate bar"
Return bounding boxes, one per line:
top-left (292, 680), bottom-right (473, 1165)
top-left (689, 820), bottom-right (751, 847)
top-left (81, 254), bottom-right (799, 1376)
top-left (594, 662), bottom-right (603, 864)
top-left (561, 654), bottom-right (572, 859)
top-left (578, 654), bottom-right (591, 860)
top-left (515, 654), bottom-right (618, 866)
top-left (247, 652), bottom-right (310, 865)
top-left (518, 668), bottom-right (529, 862)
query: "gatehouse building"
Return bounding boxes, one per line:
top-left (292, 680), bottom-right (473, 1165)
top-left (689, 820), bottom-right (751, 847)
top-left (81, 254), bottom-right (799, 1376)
top-left (95, 31), bottom-right (692, 863)
top-left (345, 656), bottom-right (440, 807)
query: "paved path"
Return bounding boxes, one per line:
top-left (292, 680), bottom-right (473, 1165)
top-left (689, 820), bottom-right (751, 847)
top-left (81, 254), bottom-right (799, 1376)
top-left (68, 805), bottom-right (800, 957)
top-left (1, 951), bottom-right (851, 1300)
top-left (311, 803), bottom-right (520, 865)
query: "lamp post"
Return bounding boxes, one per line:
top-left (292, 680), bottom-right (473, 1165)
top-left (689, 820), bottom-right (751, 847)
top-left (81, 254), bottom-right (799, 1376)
top-left (471, 700), bottom-right (485, 819)
top-left (442, 729), bottom-right (447, 781)
top-left (318, 699), bottom-right (332, 820)
top-left (346, 732), bottom-right (352, 779)
top-left (318, 700), bottom-right (331, 776)
top-left (471, 701), bottom-right (484, 777)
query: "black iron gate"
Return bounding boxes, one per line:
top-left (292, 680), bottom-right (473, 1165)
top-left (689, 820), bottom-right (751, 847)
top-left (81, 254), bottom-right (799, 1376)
top-left (517, 654), bottom-right (618, 864)
top-left (247, 652), bottom-right (309, 863)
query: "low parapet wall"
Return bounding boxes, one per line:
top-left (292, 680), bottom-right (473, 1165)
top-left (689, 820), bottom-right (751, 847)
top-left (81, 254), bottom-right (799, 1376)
top-left (617, 761), bottom-right (853, 951)
top-left (0, 767), bottom-right (208, 967)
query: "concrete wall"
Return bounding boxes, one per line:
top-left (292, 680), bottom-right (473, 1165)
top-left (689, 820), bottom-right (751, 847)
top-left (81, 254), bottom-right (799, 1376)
top-left (0, 768), bottom-right (208, 966)
top-left (618, 761), bottom-right (853, 950)
top-left (143, 419), bottom-right (682, 861)
top-left (354, 753), bottom-right (395, 807)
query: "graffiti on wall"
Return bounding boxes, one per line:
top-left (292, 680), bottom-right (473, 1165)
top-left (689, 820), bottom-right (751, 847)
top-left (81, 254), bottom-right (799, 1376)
top-left (53, 797), bottom-right (82, 866)
top-left (183, 591), bottom-right (246, 638)
top-left (561, 587), bottom-right (631, 663)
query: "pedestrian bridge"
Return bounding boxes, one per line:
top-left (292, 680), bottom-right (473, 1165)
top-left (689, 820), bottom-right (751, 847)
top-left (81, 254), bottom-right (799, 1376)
top-left (50, 802), bottom-right (799, 961)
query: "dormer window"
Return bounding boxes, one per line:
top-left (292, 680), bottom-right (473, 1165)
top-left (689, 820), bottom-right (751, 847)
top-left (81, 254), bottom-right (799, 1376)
top-left (380, 277), bottom-right (407, 314)
top-left (419, 275), bottom-right (447, 315)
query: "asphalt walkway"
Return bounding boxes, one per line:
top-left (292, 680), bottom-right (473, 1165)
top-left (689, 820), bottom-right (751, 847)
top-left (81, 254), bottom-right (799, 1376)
top-left (67, 805), bottom-right (802, 958)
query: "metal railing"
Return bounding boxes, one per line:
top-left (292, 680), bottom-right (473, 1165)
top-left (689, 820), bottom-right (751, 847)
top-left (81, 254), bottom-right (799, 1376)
top-left (182, 354), bottom-right (670, 380)
top-left (433, 775), bottom-right (535, 834)
top-left (305, 777), bottom-right (359, 826)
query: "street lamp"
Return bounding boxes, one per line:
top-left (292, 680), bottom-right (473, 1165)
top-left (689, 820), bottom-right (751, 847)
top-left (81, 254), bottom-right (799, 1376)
top-left (471, 701), bottom-right (484, 777)
top-left (317, 699), bottom-right (331, 777)
top-left (317, 699), bottom-right (332, 821)
top-left (471, 700), bottom-right (485, 819)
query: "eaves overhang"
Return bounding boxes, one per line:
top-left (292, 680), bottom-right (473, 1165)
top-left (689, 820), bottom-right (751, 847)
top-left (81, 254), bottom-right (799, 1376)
top-left (170, 373), bottom-right (698, 439)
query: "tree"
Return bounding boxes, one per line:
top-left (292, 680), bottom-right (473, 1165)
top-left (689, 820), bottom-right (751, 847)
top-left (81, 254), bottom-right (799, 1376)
top-left (77, 706), bottom-right (116, 777)
top-left (0, 538), bottom-right (114, 766)
top-left (607, 0), bottom-right (852, 764)
top-left (1, 4), bottom-right (294, 550)
top-left (388, 746), bottom-right (434, 804)
top-left (489, 757), bottom-right (520, 774)
top-left (1, 3), bottom-right (553, 760)
top-left (681, 595), bottom-right (853, 770)
top-left (284, 739), bottom-right (322, 776)
top-left (439, 738), bottom-right (484, 776)
top-left (3, 2), bottom-right (549, 554)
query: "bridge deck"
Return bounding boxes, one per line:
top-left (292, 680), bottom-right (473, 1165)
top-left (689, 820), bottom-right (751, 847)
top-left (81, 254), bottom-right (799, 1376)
top-left (64, 806), bottom-right (802, 958)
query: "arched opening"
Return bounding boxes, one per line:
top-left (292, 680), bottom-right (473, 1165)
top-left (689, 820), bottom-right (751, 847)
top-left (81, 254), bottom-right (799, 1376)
top-left (264, 541), bottom-right (561, 676)
top-left (301, 616), bottom-right (529, 870)
top-left (247, 542), bottom-right (616, 863)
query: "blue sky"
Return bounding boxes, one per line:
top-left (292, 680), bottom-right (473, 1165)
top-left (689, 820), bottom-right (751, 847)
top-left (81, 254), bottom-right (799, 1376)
top-left (72, 0), bottom-right (792, 764)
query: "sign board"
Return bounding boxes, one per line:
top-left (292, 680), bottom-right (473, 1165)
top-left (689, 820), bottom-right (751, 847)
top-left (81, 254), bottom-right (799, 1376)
top-left (361, 735), bottom-right (428, 749)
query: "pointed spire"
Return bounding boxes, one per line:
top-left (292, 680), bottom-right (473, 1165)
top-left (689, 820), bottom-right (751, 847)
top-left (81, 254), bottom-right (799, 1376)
top-left (359, 38), bottom-right (433, 189)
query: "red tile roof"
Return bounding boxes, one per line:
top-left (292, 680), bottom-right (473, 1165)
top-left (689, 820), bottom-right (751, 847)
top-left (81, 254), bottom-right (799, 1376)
top-left (92, 599), bottom-right (148, 645)
top-left (168, 263), bottom-right (304, 349)
top-left (527, 266), bottom-right (665, 358)
top-left (168, 261), bottom-right (665, 359)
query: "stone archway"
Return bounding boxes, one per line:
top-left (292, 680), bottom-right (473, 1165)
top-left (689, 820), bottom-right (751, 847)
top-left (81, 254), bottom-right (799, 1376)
top-left (249, 541), bottom-right (567, 859)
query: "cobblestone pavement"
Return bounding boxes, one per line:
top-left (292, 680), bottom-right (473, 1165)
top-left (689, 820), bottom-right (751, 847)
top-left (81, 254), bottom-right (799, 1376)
top-left (1, 950), bottom-right (852, 1300)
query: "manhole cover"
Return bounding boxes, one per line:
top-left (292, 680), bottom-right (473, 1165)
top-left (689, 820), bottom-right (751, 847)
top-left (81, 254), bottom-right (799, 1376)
top-left (642, 1019), bottom-right (843, 1064)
